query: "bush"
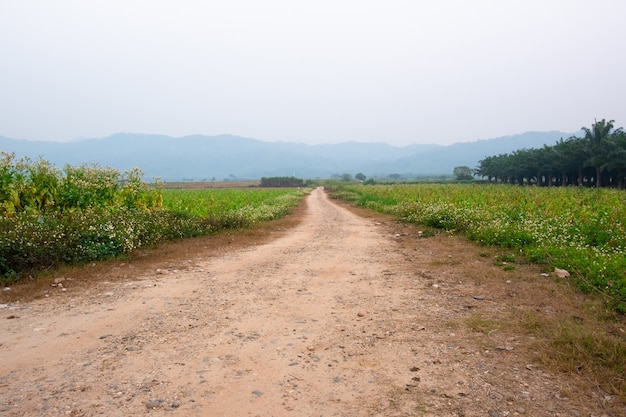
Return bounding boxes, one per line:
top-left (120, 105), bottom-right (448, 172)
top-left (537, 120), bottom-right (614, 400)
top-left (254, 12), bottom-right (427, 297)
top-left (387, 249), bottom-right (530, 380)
top-left (0, 176), bottom-right (308, 284)
top-left (0, 156), bottom-right (167, 283)
top-left (0, 153), bottom-right (163, 217)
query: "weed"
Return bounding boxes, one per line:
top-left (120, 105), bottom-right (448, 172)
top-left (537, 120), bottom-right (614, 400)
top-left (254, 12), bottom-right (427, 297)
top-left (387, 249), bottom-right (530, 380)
top-left (465, 313), bottom-right (499, 335)
top-left (496, 254), bottom-right (516, 263)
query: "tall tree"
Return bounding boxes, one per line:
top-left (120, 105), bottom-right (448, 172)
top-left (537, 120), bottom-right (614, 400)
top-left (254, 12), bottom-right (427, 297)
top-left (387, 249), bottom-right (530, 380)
top-left (581, 119), bottom-right (621, 187)
top-left (474, 119), bottom-right (624, 188)
top-left (554, 137), bottom-right (587, 186)
top-left (603, 130), bottom-right (626, 189)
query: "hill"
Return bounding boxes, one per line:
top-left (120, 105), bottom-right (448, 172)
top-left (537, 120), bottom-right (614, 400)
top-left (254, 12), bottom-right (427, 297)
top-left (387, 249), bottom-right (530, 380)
top-left (0, 131), bottom-right (572, 181)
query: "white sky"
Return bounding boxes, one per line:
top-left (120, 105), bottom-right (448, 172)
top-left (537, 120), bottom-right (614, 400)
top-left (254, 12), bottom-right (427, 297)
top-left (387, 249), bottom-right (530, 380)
top-left (1, 0), bottom-right (625, 146)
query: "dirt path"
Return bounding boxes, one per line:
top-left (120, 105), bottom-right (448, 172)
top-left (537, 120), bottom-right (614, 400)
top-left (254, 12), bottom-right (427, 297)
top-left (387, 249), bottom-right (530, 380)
top-left (0, 187), bottom-right (622, 416)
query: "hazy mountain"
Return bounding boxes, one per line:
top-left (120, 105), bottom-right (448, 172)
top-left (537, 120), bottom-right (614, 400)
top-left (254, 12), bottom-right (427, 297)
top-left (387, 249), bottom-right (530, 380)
top-left (0, 131), bottom-right (572, 181)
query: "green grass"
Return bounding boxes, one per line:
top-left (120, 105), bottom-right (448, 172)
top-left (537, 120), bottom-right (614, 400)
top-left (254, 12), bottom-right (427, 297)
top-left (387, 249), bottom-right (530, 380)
top-left (161, 188), bottom-right (304, 220)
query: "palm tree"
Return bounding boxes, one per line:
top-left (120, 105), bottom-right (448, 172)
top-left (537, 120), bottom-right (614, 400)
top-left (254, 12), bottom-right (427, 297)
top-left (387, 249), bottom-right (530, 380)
top-left (554, 137), bottom-right (588, 186)
top-left (581, 119), bottom-right (620, 187)
top-left (602, 130), bottom-right (626, 189)
top-left (475, 156), bottom-right (493, 182)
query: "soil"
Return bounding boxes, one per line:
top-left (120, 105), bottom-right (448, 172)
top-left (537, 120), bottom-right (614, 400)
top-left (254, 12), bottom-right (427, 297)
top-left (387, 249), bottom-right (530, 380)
top-left (1, 187), bottom-right (624, 416)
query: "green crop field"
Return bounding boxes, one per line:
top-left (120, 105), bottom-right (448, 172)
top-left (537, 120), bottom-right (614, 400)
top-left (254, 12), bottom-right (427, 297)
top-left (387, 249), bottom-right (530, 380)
top-left (328, 183), bottom-right (626, 312)
top-left (0, 153), bottom-right (308, 284)
top-left (161, 188), bottom-right (304, 222)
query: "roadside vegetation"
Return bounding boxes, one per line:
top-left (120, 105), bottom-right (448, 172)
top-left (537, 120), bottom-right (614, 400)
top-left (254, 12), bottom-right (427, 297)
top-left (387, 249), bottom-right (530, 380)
top-left (327, 181), bottom-right (626, 402)
top-left (0, 152), bottom-right (307, 285)
top-left (476, 119), bottom-right (626, 188)
top-left (161, 188), bottom-right (306, 228)
top-left (327, 182), bottom-right (626, 313)
top-left (260, 176), bottom-right (306, 187)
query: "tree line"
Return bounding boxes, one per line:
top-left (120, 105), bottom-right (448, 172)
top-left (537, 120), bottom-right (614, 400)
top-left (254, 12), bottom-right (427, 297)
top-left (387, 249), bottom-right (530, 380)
top-left (475, 119), bottom-right (626, 189)
top-left (260, 176), bottom-right (305, 187)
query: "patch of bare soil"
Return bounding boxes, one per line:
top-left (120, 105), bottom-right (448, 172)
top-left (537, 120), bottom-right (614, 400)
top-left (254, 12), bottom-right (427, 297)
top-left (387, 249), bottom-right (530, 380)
top-left (1, 187), bottom-right (624, 416)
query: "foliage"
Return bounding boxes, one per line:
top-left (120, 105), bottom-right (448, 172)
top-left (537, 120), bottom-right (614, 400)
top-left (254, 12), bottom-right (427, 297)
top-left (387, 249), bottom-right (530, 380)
top-left (475, 119), bottom-right (626, 188)
top-left (1, 186), bottom-right (306, 284)
top-left (0, 155), bottom-right (307, 284)
top-left (0, 152), bottom-right (163, 217)
top-left (327, 183), bottom-right (626, 312)
top-left (260, 176), bottom-right (305, 187)
top-left (1, 153), bottom-right (59, 216)
top-left (453, 166), bottom-right (474, 180)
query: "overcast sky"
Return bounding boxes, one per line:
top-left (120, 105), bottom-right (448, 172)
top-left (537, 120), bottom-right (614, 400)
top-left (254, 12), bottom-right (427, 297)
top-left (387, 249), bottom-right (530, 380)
top-left (1, 0), bottom-right (625, 146)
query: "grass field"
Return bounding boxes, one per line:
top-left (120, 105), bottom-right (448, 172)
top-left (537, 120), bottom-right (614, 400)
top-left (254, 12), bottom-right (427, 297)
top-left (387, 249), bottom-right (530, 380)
top-left (162, 181), bottom-right (260, 189)
top-left (161, 188), bottom-right (303, 220)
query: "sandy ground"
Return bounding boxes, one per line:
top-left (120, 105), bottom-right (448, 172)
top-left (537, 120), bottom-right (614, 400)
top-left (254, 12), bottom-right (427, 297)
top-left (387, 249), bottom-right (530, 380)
top-left (0, 187), bottom-right (623, 416)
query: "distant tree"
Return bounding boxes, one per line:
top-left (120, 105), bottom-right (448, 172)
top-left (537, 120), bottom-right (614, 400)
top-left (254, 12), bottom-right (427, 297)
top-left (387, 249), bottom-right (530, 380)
top-left (581, 119), bottom-right (622, 187)
top-left (340, 173), bottom-right (353, 182)
top-left (475, 155), bottom-right (496, 182)
top-left (604, 130), bottom-right (626, 189)
top-left (537, 137), bottom-right (588, 186)
top-left (474, 118), bottom-right (625, 188)
top-left (453, 166), bottom-right (474, 180)
top-left (355, 173), bottom-right (366, 182)
top-left (260, 176), bottom-right (304, 187)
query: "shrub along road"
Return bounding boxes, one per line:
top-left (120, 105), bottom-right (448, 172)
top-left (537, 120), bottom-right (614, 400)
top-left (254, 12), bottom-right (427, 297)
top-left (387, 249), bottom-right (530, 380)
top-left (0, 187), bottom-right (623, 416)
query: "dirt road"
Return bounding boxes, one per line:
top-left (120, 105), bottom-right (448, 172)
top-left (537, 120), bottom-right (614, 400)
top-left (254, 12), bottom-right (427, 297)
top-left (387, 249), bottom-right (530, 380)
top-left (0, 187), bottom-right (621, 416)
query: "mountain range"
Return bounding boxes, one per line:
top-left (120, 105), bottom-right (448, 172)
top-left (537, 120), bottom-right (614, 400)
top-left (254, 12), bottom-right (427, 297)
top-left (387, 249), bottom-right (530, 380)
top-left (0, 131), bottom-right (573, 181)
